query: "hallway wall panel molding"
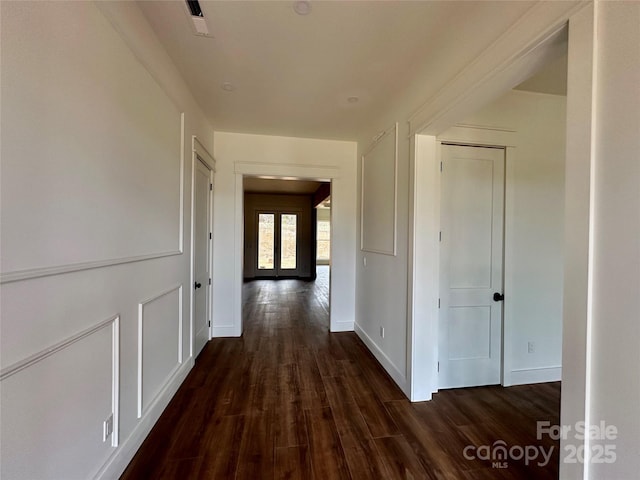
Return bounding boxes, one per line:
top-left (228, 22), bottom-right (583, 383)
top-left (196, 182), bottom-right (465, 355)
top-left (0, 315), bottom-right (120, 479)
top-left (0, 2), bottom-right (214, 479)
top-left (137, 285), bottom-right (183, 418)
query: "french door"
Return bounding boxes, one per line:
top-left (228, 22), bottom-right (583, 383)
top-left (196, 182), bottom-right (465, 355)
top-left (256, 211), bottom-right (300, 277)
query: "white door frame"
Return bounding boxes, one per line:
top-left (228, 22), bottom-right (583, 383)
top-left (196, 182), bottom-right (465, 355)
top-left (409, 131), bottom-right (516, 401)
top-left (233, 162), bottom-right (343, 334)
top-left (190, 136), bottom-right (215, 358)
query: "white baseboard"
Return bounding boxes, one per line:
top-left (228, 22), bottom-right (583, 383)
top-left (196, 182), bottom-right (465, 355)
top-left (94, 358), bottom-right (194, 480)
top-left (507, 366), bottom-right (562, 386)
top-left (211, 325), bottom-right (240, 337)
top-left (330, 321), bottom-right (354, 332)
top-left (354, 323), bottom-right (408, 396)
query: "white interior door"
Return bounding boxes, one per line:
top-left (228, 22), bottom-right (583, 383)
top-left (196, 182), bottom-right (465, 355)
top-left (439, 144), bottom-right (504, 389)
top-left (194, 157), bottom-right (212, 357)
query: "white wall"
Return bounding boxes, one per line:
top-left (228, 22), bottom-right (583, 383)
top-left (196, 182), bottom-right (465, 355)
top-left (588, 2), bottom-right (640, 477)
top-left (356, 89), bottom-right (567, 397)
top-left (0, 2), bottom-right (213, 479)
top-left (354, 2), bottom-right (581, 401)
top-left (355, 119), bottom-right (411, 393)
top-left (560, 2), bottom-right (640, 478)
top-left (446, 90), bottom-right (566, 385)
top-left (212, 132), bottom-right (357, 335)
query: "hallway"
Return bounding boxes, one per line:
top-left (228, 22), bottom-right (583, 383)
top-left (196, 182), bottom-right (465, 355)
top-left (122, 269), bottom-right (560, 479)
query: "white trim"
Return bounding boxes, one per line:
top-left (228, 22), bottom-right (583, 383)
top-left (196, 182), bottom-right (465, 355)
top-left (502, 146), bottom-right (518, 388)
top-left (0, 315), bottom-right (121, 450)
top-left (234, 161), bottom-right (339, 179)
top-left (193, 137), bottom-right (216, 172)
top-left (93, 358), bottom-right (194, 480)
top-left (178, 113), bottom-right (185, 253)
top-left (0, 314), bottom-right (120, 380)
top-left (211, 325), bottom-right (238, 337)
top-left (137, 284), bottom-right (183, 418)
top-left (408, 1), bottom-right (586, 136)
top-left (559, 6), bottom-right (596, 478)
top-left (207, 166), bottom-right (214, 344)
top-left (407, 134), bottom-right (440, 402)
top-left (0, 251), bottom-right (181, 284)
top-left (1, 112), bottom-right (186, 286)
top-left (190, 136), bottom-right (216, 356)
top-left (111, 317), bottom-right (120, 447)
top-left (583, 3), bottom-right (599, 473)
top-left (229, 162), bottom-right (346, 335)
top-left (409, 129), bottom-right (521, 401)
top-left (234, 174), bottom-right (244, 337)
top-left (456, 123), bottom-right (516, 133)
top-left (330, 321), bottom-right (354, 333)
top-left (360, 123), bottom-right (398, 256)
top-left (508, 366), bottom-right (562, 386)
top-left (438, 124), bottom-right (517, 148)
top-left (355, 322), bottom-right (408, 397)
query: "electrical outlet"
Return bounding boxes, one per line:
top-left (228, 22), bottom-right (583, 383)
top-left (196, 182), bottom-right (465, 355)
top-left (103, 414), bottom-right (113, 442)
top-left (380, 326), bottom-right (385, 338)
top-left (528, 341), bottom-right (535, 354)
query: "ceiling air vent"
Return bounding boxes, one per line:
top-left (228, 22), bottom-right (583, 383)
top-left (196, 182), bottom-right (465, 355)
top-left (185, 0), bottom-right (211, 37)
top-left (186, 0), bottom-right (203, 17)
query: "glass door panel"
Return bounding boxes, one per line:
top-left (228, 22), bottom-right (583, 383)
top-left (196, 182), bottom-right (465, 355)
top-left (280, 214), bottom-right (297, 270)
top-left (258, 213), bottom-right (275, 270)
top-left (256, 211), bottom-right (300, 277)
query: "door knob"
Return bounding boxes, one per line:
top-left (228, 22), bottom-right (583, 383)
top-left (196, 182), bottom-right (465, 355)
top-left (194, 282), bottom-right (202, 289)
top-left (493, 292), bottom-right (504, 302)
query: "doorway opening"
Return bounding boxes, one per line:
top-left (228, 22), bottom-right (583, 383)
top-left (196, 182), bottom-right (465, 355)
top-left (242, 176), bottom-right (332, 325)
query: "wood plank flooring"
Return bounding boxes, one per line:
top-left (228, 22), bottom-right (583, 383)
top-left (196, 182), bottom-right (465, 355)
top-left (121, 267), bottom-right (561, 479)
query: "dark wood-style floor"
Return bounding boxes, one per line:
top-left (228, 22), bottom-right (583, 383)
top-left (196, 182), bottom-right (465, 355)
top-left (122, 267), bottom-right (561, 479)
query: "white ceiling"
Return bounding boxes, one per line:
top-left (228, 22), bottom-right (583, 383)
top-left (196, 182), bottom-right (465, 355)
top-left (139, 0), bottom-right (539, 140)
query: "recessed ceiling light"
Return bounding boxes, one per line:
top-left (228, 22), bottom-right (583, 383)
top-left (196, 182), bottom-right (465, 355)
top-left (221, 82), bottom-right (234, 92)
top-left (293, 1), bottom-right (312, 16)
top-left (347, 96), bottom-right (359, 104)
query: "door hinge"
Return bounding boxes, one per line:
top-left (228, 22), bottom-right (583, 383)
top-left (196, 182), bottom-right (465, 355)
top-left (439, 231), bottom-right (442, 242)
top-left (437, 361), bottom-right (440, 372)
top-left (209, 232), bottom-right (212, 240)
top-left (208, 278), bottom-right (211, 285)
top-left (440, 161), bottom-right (443, 172)
top-left (208, 321), bottom-right (211, 327)
top-left (209, 183), bottom-right (213, 191)
top-left (438, 298), bottom-right (441, 308)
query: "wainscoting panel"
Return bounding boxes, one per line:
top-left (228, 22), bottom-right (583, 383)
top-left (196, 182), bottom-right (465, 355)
top-left (0, 315), bottom-right (119, 480)
top-left (137, 285), bottom-right (183, 418)
top-left (1, 0), bottom-right (184, 282)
